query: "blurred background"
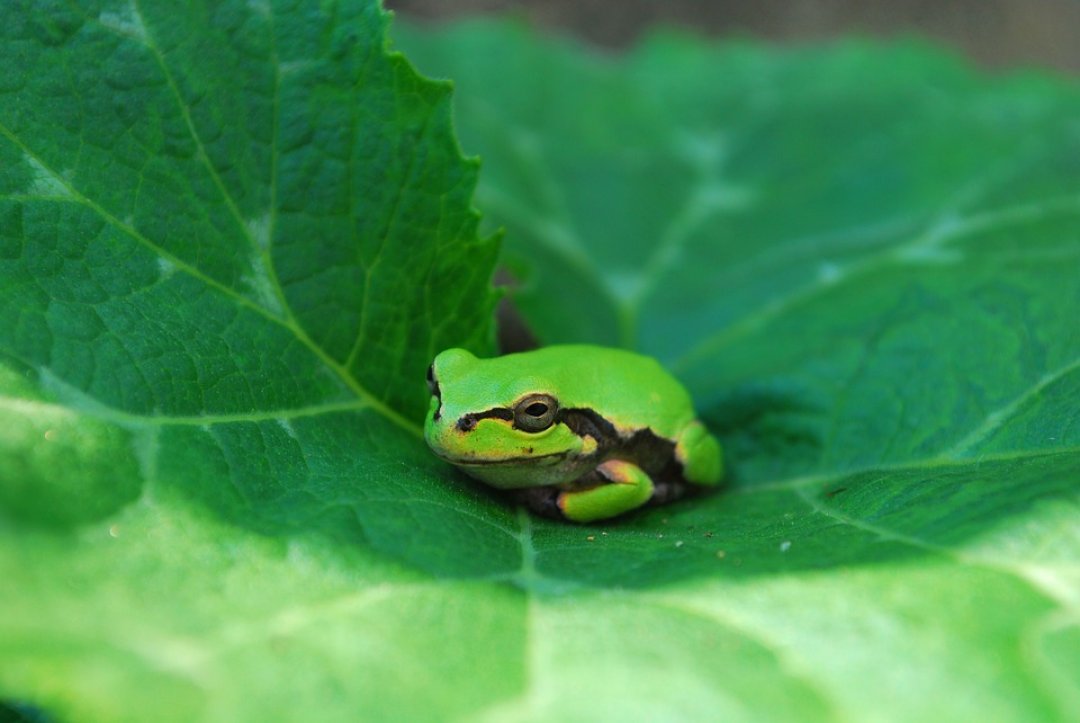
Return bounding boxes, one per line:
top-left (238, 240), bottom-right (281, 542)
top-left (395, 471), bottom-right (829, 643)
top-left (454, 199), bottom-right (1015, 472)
top-left (386, 0), bottom-right (1080, 72)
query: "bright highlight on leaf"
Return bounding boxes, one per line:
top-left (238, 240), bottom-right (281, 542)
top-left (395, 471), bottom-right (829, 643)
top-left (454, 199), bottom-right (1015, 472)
top-left (2, 3), bottom-right (1079, 721)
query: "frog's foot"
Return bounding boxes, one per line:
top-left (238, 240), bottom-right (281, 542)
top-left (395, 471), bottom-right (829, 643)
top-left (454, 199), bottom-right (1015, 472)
top-left (513, 486), bottom-right (565, 520)
top-left (555, 460), bottom-right (655, 523)
top-left (650, 477), bottom-right (692, 505)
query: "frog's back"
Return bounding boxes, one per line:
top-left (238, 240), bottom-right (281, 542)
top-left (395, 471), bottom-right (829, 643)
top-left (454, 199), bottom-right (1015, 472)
top-left (493, 345), bottom-right (698, 438)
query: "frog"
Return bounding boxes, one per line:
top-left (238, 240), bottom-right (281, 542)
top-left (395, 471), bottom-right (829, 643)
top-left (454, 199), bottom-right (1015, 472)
top-left (423, 345), bottom-right (723, 523)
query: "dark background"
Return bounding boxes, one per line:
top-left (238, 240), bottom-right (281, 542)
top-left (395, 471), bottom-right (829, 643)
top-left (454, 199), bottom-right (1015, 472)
top-left (386, 0), bottom-right (1080, 73)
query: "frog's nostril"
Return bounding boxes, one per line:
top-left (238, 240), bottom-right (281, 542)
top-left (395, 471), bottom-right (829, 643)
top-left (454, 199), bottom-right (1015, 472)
top-left (456, 415), bottom-right (477, 432)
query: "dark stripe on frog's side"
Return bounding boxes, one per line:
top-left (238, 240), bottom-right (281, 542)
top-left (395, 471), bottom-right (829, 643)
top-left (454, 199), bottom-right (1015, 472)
top-left (557, 407), bottom-right (619, 445)
top-left (558, 408), bottom-right (685, 485)
top-left (549, 408), bottom-right (697, 520)
top-left (454, 405), bottom-right (687, 483)
top-left (456, 405), bottom-right (696, 521)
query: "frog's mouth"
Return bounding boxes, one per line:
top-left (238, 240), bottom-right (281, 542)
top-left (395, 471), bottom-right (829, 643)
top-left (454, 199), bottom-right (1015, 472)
top-left (432, 450), bottom-right (569, 467)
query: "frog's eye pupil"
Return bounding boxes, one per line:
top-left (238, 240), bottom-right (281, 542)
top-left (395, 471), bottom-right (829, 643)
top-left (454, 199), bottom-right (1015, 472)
top-left (525, 402), bottom-right (548, 417)
top-left (514, 394), bottom-right (558, 433)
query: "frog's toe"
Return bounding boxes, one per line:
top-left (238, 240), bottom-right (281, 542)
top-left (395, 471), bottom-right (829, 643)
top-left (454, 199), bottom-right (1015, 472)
top-left (650, 477), bottom-right (691, 505)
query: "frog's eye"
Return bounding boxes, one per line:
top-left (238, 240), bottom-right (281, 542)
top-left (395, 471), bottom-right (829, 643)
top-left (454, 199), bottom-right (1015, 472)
top-left (513, 394), bottom-right (558, 433)
top-left (426, 364), bottom-right (440, 398)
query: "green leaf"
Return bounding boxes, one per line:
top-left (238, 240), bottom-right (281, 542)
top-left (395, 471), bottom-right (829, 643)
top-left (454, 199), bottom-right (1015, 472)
top-left (392, 19), bottom-right (1080, 719)
top-left (0, 0), bottom-right (514, 575)
top-left (3, 5), bottom-right (1080, 721)
top-left (0, 1), bottom-right (518, 717)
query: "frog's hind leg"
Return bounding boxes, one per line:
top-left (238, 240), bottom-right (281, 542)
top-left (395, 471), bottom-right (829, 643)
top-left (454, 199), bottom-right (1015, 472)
top-left (514, 461), bottom-right (669, 523)
top-left (554, 460), bottom-right (655, 523)
top-left (513, 462), bottom-right (654, 523)
top-left (675, 421), bottom-right (723, 486)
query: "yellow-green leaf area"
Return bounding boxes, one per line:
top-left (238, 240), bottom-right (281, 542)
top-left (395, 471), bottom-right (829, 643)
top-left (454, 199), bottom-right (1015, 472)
top-left (0, 360), bottom-right (141, 525)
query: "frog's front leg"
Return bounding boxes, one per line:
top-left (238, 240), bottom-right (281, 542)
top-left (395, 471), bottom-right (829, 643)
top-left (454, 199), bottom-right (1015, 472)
top-left (555, 460), bottom-right (656, 523)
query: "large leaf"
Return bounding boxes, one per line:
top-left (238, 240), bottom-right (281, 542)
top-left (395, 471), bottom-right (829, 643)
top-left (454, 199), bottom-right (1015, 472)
top-left (0, 0), bottom-right (515, 567)
top-left (2, 4), bottom-right (1079, 721)
top-left (393, 20), bottom-right (1080, 718)
top-left (0, 1), bottom-right (515, 718)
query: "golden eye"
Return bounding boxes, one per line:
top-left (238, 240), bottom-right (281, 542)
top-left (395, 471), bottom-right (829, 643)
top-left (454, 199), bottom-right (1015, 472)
top-left (514, 394), bottom-right (558, 433)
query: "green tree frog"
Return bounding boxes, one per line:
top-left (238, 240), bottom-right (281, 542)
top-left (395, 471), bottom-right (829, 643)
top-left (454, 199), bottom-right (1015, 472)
top-left (424, 345), bottom-right (723, 523)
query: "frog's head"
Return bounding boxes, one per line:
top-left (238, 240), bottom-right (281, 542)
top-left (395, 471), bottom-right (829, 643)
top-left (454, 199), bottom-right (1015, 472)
top-left (423, 348), bottom-right (594, 489)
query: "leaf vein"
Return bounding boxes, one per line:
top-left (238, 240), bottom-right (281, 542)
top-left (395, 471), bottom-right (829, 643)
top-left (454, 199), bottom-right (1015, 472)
top-left (794, 486), bottom-right (1079, 613)
top-left (946, 355), bottom-right (1080, 458)
top-left (130, 0), bottom-right (259, 258)
top-left (0, 123), bottom-right (420, 437)
top-left (673, 193), bottom-right (1080, 372)
top-left (734, 445), bottom-right (1080, 495)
